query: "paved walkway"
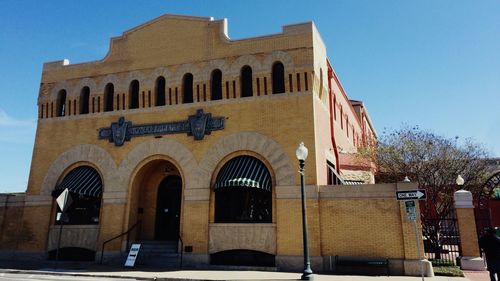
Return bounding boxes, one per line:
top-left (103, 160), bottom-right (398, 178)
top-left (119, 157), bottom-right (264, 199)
top-left (462, 271), bottom-right (490, 281)
top-left (0, 260), bottom-right (491, 281)
top-left (0, 267), bottom-right (475, 281)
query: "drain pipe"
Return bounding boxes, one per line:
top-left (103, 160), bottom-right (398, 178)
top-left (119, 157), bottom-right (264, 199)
top-left (327, 60), bottom-right (341, 173)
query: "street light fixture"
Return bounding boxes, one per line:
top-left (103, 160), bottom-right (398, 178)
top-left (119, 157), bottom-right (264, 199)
top-left (295, 142), bottom-right (313, 280)
top-left (456, 175), bottom-right (465, 187)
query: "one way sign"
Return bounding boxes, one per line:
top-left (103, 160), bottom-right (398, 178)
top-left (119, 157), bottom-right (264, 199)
top-left (396, 190), bottom-right (427, 201)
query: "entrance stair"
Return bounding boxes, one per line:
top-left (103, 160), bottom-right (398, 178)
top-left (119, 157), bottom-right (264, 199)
top-left (133, 240), bottom-right (180, 268)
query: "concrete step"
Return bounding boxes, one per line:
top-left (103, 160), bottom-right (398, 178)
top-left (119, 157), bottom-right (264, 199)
top-left (131, 240), bottom-right (181, 268)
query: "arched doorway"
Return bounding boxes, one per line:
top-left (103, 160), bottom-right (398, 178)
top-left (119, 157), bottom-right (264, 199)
top-left (128, 158), bottom-right (182, 242)
top-left (155, 175), bottom-right (182, 240)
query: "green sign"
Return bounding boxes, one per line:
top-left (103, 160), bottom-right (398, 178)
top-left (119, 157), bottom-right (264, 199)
top-left (405, 200), bottom-right (417, 221)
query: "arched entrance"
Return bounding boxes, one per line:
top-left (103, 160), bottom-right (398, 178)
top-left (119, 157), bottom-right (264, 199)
top-left (128, 158), bottom-right (182, 241)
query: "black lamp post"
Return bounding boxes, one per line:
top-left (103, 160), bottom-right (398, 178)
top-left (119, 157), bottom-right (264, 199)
top-left (296, 142), bottom-right (313, 280)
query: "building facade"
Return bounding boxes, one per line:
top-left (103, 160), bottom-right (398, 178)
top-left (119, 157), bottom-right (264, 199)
top-left (0, 15), bottom-right (435, 275)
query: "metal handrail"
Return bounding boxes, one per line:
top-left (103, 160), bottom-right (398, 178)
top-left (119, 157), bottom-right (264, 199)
top-left (100, 220), bottom-right (141, 264)
top-left (179, 234), bottom-right (184, 268)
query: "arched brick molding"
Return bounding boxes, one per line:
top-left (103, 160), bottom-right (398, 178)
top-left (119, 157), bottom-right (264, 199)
top-left (97, 74), bottom-right (121, 93)
top-left (51, 80), bottom-right (71, 100)
top-left (150, 67), bottom-right (173, 86)
top-left (200, 59), bottom-right (231, 81)
top-left (263, 51), bottom-right (295, 73)
top-left (171, 63), bottom-right (201, 83)
top-left (126, 70), bottom-right (148, 90)
top-left (229, 55), bottom-right (263, 76)
top-left (198, 132), bottom-right (295, 188)
top-left (118, 138), bottom-right (199, 191)
top-left (72, 78), bottom-right (97, 98)
top-left (40, 144), bottom-right (117, 196)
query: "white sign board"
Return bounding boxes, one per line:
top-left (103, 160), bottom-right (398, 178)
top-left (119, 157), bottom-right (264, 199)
top-left (56, 188), bottom-right (73, 212)
top-left (124, 243), bottom-right (141, 267)
top-left (396, 190), bottom-right (426, 201)
top-left (405, 200), bottom-right (417, 221)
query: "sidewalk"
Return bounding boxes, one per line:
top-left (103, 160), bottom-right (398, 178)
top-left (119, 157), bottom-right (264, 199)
top-left (0, 259), bottom-right (487, 281)
top-left (462, 271), bottom-right (490, 281)
top-left (0, 266), bottom-right (474, 281)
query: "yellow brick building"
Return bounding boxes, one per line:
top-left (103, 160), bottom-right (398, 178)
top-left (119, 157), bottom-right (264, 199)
top-left (0, 15), bottom-right (432, 275)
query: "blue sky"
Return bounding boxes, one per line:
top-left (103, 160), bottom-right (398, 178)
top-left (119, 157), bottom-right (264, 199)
top-left (0, 0), bottom-right (499, 193)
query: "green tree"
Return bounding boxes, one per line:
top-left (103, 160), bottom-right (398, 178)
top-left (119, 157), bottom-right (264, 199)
top-left (360, 126), bottom-right (490, 259)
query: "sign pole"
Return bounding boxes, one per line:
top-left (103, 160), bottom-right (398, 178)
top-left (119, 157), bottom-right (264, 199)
top-left (55, 210), bottom-right (64, 268)
top-left (412, 204), bottom-right (425, 281)
top-left (54, 188), bottom-right (72, 268)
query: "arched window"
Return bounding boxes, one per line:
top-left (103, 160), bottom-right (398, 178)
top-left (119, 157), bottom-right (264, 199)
top-left (56, 90), bottom-right (67, 117)
top-left (79, 87), bottom-right (90, 114)
top-left (211, 69), bottom-right (222, 101)
top-left (129, 80), bottom-right (140, 109)
top-left (52, 166), bottom-right (102, 225)
top-left (240, 66), bottom-right (253, 97)
top-left (104, 83), bottom-right (114, 112)
top-left (183, 73), bottom-right (194, 104)
top-left (155, 76), bottom-right (166, 106)
top-left (214, 156), bottom-right (272, 223)
top-left (272, 61), bottom-right (285, 94)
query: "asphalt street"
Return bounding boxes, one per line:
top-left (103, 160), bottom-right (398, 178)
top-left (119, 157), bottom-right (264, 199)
top-left (0, 272), bottom-right (136, 280)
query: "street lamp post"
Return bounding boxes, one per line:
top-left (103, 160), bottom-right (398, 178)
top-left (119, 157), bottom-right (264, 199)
top-left (296, 142), bottom-right (313, 280)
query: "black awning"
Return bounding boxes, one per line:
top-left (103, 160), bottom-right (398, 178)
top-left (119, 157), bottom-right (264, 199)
top-left (53, 166), bottom-right (103, 198)
top-left (214, 156), bottom-right (272, 191)
top-left (343, 179), bottom-right (364, 185)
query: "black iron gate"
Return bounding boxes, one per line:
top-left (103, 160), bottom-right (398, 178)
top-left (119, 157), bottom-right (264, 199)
top-left (422, 210), bottom-right (461, 265)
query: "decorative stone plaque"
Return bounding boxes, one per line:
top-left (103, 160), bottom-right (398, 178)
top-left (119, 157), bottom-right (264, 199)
top-left (98, 109), bottom-right (225, 146)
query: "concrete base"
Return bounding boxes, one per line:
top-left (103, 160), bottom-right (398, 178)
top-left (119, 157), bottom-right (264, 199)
top-left (182, 253), bottom-right (210, 267)
top-left (460, 256), bottom-right (486, 271)
top-left (321, 256), bottom-right (405, 275)
top-left (0, 250), bottom-right (46, 261)
top-left (99, 251), bottom-right (125, 265)
top-left (404, 259), bottom-right (434, 277)
top-left (276, 255), bottom-right (323, 272)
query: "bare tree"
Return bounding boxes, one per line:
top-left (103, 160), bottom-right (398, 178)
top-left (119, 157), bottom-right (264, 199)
top-left (359, 126), bottom-right (490, 259)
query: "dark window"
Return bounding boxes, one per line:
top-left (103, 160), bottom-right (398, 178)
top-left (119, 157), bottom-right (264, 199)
top-left (211, 250), bottom-right (275, 267)
top-left (319, 68), bottom-right (324, 97)
top-left (56, 90), bottom-right (66, 117)
top-left (80, 87), bottom-right (90, 114)
top-left (104, 83), bottom-right (114, 112)
top-left (240, 66), bottom-right (253, 97)
top-left (214, 156), bottom-right (271, 223)
top-left (129, 80), bottom-right (139, 109)
top-left (327, 161), bottom-right (343, 185)
top-left (304, 72), bottom-right (309, 91)
top-left (182, 73), bottom-right (193, 104)
top-left (211, 69), bottom-right (222, 100)
top-left (155, 76), bottom-right (165, 106)
top-left (296, 73), bottom-right (301, 91)
top-left (54, 195), bottom-right (101, 225)
top-left (333, 95), bottom-right (337, 120)
top-left (272, 61), bottom-right (285, 94)
top-left (48, 247), bottom-right (95, 261)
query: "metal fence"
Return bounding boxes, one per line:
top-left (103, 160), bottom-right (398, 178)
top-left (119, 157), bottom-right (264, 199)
top-left (422, 212), bottom-right (461, 265)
